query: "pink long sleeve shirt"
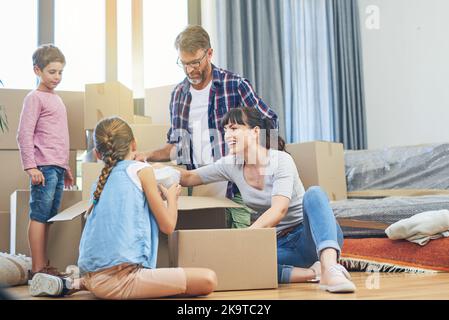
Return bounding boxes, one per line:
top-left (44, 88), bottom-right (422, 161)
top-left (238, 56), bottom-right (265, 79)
top-left (17, 90), bottom-right (70, 171)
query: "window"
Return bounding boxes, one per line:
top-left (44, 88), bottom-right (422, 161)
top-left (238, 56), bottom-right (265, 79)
top-left (0, 0), bottom-right (38, 89)
top-left (55, 0), bottom-right (105, 91)
top-left (143, 0), bottom-right (188, 88)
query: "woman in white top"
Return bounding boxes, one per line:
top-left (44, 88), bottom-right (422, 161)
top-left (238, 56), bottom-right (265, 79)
top-left (178, 107), bottom-right (355, 293)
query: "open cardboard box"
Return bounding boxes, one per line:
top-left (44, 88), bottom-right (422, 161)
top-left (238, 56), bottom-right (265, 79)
top-left (169, 228), bottom-right (278, 291)
top-left (10, 190), bottom-right (83, 270)
top-left (47, 195), bottom-right (242, 268)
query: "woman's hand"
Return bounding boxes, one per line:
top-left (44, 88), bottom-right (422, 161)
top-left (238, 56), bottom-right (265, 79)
top-left (26, 168), bottom-right (45, 186)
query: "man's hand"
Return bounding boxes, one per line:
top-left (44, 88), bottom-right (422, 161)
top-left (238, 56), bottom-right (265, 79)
top-left (134, 151), bottom-right (150, 162)
top-left (26, 168), bottom-right (45, 186)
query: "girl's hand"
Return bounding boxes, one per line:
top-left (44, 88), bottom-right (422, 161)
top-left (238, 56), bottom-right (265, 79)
top-left (158, 184), bottom-right (181, 203)
top-left (26, 168), bottom-right (45, 186)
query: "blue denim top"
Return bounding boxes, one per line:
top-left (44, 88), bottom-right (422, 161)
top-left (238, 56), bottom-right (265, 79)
top-left (78, 160), bottom-right (159, 274)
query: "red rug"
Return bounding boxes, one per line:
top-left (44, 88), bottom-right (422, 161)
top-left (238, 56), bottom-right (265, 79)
top-left (340, 237), bottom-right (449, 273)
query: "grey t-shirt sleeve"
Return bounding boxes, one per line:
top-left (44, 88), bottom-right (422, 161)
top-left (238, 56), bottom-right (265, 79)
top-left (271, 153), bottom-right (296, 200)
top-left (194, 157), bottom-right (233, 184)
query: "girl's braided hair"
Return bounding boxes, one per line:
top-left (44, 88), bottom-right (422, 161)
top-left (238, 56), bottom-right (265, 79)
top-left (86, 117), bottom-right (134, 215)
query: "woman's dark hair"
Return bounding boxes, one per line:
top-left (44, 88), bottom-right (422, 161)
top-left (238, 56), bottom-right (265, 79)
top-left (221, 107), bottom-right (286, 151)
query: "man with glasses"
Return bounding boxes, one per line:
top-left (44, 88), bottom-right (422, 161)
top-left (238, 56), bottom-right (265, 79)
top-left (136, 25), bottom-right (278, 228)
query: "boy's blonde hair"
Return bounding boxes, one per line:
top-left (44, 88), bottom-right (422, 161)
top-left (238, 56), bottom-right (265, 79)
top-left (174, 25), bottom-right (211, 53)
top-left (87, 117), bottom-right (135, 214)
top-left (32, 44), bottom-right (66, 70)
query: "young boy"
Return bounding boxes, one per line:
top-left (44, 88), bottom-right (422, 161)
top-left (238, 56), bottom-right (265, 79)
top-left (17, 44), bottom-right (74, 280)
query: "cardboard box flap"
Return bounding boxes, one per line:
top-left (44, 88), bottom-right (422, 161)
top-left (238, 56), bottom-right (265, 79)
top-left (49, 196), bottom-right (242, 222)
top-left (177, 196), bottom-right (242, 211)
top-left (49, 200), bottom-right (90, 222)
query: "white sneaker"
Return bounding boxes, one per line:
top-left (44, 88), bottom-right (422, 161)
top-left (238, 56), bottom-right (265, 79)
top-left (319, 264), bottom-right (356, 293)
top-left (29, 273), bottom-right (63, 297)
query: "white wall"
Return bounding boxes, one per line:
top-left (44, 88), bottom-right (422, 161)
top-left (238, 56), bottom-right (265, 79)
top-left (358, 0), bottom-right (449, 149)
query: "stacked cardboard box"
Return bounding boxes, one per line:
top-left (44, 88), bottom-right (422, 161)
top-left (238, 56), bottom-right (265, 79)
top-left (133, 114), bottom-right (152, 124)
top-left (130, 124), bottom-right (171, 152)
top-left (84, 82), bottom-right (134, 130)
top-left (0, 89), bottom-right (86, 150)
top-left (144, 84), bottom-right (175, 124)
top-left (0, 88), bottom-right (84, 211)
top-left (0, 88), bottom-right (85, 257)
top-left (286, 141), bottom-right (347, 201)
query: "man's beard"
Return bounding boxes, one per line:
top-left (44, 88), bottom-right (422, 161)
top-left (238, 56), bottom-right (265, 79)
top-left (187, 70), bottom-right (206, 85)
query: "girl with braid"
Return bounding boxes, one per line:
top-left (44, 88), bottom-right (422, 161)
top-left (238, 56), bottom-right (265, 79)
top-left (29, 117), bottom-right (217, 299)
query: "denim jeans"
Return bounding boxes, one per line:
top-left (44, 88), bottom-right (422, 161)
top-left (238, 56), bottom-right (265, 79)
top-left (277, 186), bottom-right (344, 283)
top-left (29, 165), bottom-right (65, 223)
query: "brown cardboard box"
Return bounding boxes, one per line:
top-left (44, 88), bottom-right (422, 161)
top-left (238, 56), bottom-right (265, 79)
top-left (133, 115), bottom-right (152, 124)
top-left (286, 141), bottom-right (347, 201)
top-left (0, 88), bottom-right (86, 150)
top-left (192, 182), bottom-right (228, 198)
top-left (169, 228), bottom-right (278, 291)
top-left (58, 91), bottom-right (87, 150)
top-left (84, 81), bottom-right (134, 130)
top-left (81, 162), bottom-right (104, 201)
top-left (144, 84), bottom-right (175, 124)
top-left (10, 190), bottom-right (82, 270)
top-left (130, 124), bottom-right (171, 152)
top-left (0, 211), bottom-right (9, 252)
top-left (0, 150), bottom-right (78, 211)
top-left (49, 196), bottom-right (242, 268)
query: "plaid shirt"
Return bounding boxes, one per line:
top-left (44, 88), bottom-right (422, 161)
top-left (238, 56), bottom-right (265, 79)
top-left (167, 64), bottom-right (278, 196)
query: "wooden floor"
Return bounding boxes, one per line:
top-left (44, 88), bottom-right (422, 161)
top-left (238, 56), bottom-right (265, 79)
top-left (5, 272), bottom-right (449, 300)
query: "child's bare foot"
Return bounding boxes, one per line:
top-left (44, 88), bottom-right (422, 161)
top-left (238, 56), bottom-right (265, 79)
top-left (319, 264), bottom-right (356, 293)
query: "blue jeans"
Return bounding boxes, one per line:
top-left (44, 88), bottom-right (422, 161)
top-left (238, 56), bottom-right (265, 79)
top-left (277, 186), bottom-right (344, 283)
top-left (29, 165), bottom-right (65, 223)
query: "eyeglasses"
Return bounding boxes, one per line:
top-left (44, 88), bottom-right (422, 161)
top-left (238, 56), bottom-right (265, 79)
top-left (176, 50), bottom-right (208, 69)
